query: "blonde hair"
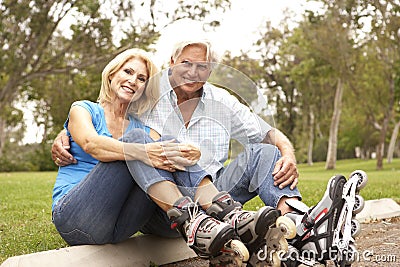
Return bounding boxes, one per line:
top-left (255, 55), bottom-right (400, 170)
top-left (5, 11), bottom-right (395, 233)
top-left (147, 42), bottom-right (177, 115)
top-left (170, 39), bottom-right (219, 63)
top-left (98, 48), bottom-right (160, 116)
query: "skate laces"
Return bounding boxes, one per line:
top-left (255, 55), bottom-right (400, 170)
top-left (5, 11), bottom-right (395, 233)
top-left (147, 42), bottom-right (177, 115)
top-left (186, 198), bottom-right (219, 246)
top-left (187, 200), bottom-right (199, 223)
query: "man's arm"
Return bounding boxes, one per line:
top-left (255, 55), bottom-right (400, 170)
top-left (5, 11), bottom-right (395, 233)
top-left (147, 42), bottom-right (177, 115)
top-left (51, 129), bottom-right (77, 166)
top-left (263, 128), bottom-right (299, 190)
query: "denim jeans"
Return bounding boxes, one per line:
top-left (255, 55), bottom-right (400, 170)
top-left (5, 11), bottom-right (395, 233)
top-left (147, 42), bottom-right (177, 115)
top-left (214, 143), bottom-right (302, 207)
top-left (144, 144), bottom-right (302, 238)
top-left (52, 129), bottom-right (206, 245)
top-left (53, 129), bottom-right (301, 245)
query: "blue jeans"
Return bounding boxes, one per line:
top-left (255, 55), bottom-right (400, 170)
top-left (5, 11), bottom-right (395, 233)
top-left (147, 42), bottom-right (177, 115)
top-left (53, 129), bottom-right (301, 245)
top-left (165, 142), bottom-right (302, 207)
top-left (214, 143), bottom-right (302, 207)
top-left (52, 129), bottom-right (206, 245)
top-left (144, 144), bottom-right (302, 238)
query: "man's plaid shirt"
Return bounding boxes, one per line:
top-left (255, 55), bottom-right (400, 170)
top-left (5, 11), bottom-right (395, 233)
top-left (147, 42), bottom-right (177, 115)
top-left (141, 70), bottom-right (272, 179)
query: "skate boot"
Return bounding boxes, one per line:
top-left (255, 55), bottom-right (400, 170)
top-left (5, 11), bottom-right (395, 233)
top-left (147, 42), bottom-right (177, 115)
top-left (206, 192), bottom-right (296, 267)
top-left (167, 196), bottom-right (249, 266)
top-left (285, 170), bottom-right (368, 267)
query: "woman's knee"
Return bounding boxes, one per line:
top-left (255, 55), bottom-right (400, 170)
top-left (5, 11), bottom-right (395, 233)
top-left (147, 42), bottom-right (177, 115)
top-left (121, 128), bottom-right (151, 143)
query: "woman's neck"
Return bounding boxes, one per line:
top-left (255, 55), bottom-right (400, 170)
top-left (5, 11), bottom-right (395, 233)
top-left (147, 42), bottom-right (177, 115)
top-left (102, 100), bottom-right (128, 119)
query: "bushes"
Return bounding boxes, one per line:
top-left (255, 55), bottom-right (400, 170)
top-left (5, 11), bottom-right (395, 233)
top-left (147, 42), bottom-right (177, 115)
top-left (0, 142), bottom-right (57, 172)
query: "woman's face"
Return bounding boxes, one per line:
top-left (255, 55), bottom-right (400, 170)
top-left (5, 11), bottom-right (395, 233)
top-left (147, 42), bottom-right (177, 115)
top-left (110, 58), bottom-right (148, 104)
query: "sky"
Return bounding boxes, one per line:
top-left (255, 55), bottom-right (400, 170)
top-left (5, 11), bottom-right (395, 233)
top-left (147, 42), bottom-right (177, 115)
top-left (22, 0), bottom-right (318, 144)
top-left (153, 0), bottom-right (316, 66)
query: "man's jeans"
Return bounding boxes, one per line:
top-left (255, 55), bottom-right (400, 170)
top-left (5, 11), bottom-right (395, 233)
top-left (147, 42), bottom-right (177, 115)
top-left (215, 143), bottom-right (301, 208)
top-left (143, 143), bottom-right (302, 237)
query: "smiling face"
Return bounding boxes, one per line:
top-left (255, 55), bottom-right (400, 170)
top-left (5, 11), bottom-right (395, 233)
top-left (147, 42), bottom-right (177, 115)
top-left (109, 57), bottom-right (149, 104)
top-left (169, 44), bottom-right (212, 99)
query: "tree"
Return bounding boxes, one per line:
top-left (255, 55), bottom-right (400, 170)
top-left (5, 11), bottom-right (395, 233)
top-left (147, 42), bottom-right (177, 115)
top-left (0, 0), bottom-right (232, 162)
top-left (0, 0), bottom-right (121, 156)
top-left (255, 16), bottom-right (302, 144)
top-left (346, 0), bottom-right (400, 169)
top-left (387, 62), bottom-right (400, 163)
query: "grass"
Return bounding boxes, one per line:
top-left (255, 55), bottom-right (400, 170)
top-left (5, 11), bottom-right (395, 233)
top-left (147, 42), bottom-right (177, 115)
top-left (1, 158), bottom-right (400, 263)
top-left (244, 158), bottom-right (400, 210)
top-left (0, 172), bottom-right (68, 264)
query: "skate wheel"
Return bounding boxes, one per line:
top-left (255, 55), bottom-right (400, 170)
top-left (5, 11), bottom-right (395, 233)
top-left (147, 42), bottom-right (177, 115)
top-left (276, 216), bottom-right (296, 239)
top-left (349, 170), bottom-right (368, 191)
top-left (230, 239), bottom-right (250, 262)
top-left (351, 219), bottom-right (361, 237)
top-left (353, 195), bottom-right (365, 214)
top-left (271, 252), bottom-right (281, 267)
top-left (278, 238), bottom-right (289, 252)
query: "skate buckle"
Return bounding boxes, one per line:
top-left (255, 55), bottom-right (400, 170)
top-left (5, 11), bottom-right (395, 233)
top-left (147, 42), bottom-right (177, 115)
top-left (302, 213), bottom-right (315, 229)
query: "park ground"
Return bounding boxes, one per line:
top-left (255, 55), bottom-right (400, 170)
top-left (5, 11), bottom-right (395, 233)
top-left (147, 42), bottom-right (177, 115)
top-left (0, 158), bottom-right (399, 266)
top-left (162, 217), bottom-right (400, 267)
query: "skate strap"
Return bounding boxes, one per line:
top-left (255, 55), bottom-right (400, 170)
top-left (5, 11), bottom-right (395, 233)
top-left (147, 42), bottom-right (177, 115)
top-left (208, 192), bottom-right (241, 220)
top-left (286, 199), bottom-right (310, 214)
top-left (302, 212), bottom-right (315, 229)
top-left (187, 213), bottom-right (209, 246)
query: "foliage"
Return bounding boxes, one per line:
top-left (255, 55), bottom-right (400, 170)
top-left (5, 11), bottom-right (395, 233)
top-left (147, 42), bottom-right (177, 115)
top-left (0, 0), bottom-right (231, 165)
top-left (0, 142), bottom-right (56, 172)
top-left (0, 0), bottom-right (399, 169)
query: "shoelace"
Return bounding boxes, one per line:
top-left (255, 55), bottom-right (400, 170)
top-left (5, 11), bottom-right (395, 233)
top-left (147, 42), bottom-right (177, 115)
top-left (187, 198), bottom-right (200, 223)
top-left (185, 199), bottom-right (219, 246)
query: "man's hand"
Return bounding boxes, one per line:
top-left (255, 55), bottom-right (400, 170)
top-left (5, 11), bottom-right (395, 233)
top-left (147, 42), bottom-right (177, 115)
top-left (140, 140), bottom-right (201, 172)
top-left (264, 128), bottom-right (299, 190)
top-left (51, 130), bottom-right (77, 166)
top-left (272, 155), bottom-right (299, 190)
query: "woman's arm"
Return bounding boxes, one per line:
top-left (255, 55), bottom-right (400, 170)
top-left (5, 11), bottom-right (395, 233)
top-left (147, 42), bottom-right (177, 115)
top-left (68, 105), bottom-right (200, 170)
top-left (68, 105), bottom-right (145, 162)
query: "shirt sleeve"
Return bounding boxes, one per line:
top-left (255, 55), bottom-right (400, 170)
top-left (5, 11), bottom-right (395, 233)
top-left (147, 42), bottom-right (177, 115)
top-left (63, 100), bottom-right (107, 137)
top-left (226, 93), bottom-right (272, 145)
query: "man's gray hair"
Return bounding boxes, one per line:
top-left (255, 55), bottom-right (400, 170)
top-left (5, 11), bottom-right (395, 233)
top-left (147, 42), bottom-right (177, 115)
top-left (170, 39), bottom-right (220, 63)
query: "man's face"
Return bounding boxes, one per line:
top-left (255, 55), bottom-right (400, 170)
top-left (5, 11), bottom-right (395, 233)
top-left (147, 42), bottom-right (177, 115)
top-left (169, 44), bottom-right (212, 96)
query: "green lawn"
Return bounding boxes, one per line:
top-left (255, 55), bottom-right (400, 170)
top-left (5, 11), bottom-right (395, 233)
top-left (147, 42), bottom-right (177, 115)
top-left (1, 158), bottom-right (400, 263)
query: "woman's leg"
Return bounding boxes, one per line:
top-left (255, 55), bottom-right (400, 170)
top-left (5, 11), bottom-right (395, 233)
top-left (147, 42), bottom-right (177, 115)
top-left (123, 129), bottom-right (213, 209)
top-left (52, 160), bottom-right (157, 245)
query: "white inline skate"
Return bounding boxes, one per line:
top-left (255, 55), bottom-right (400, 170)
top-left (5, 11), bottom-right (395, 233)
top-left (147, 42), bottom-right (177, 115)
top-left (206, 192), bottom-right (296, 267)
top-left (167, 196), bottom-right (249, 266)
top-left (332, 170), bottom-right (368, 266)
top-left (284, 170), bottom-right (368, 267)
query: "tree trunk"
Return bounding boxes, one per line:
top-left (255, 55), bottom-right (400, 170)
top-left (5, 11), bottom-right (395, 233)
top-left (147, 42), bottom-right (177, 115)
top-left (307, 109), bottom-right (315, 166)
top-left (0, 117), bottom-right (6, 158)
top-left (387, 120), bottom-right (400, 163)
top-left (376, 78), bottom-right (395, 170)
top-left (325, 78), bottom-right (343, 170)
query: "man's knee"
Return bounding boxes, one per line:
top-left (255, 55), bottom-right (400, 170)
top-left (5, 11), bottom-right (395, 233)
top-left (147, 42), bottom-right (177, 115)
top-left (248, 143), bottom-right (281, 161)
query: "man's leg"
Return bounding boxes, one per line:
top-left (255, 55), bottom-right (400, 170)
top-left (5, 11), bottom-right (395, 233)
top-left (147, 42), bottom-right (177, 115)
top-left (214, 143), bottom-right (302, 210)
